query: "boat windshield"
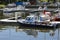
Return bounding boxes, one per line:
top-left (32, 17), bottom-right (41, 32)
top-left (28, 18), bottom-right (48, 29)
top-left (26, 17), bottom-right (33, 20)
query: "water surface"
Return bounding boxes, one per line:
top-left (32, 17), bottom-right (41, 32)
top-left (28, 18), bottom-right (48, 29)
top-left (0, 23), bottom-right (60, 40)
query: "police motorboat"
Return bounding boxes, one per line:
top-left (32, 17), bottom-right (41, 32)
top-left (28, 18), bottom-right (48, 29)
top-left (18, 14), bottom-right (55, 28)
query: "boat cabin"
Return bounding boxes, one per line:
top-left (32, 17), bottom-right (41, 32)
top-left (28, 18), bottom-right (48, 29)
top-left (25, 14), bottom-right (51, 23)
top-left (39, 13), bottom-right (51, 22)
top-left (25, 15), bottom-right (38, 23)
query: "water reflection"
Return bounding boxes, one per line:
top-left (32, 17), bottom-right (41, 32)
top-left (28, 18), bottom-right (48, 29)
top-left (23, 29), bottom-right (38, 37)
top-left (0, 24), bottom-right (60, 40)
top-left (49, 30), bottom-right (55, 36)
top-left (17, 26), bottom-right (56, 37)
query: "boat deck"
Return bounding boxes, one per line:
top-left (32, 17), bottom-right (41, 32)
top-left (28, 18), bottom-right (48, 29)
top-left (50, 21), bottom-right (60, 24)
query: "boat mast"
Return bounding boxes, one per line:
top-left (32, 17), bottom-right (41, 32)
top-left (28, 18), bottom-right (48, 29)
top-left (57, 1), bottom-right (59, 10)
top-left (57, 0), bottom-right (59, 12)
top-left (9, 0), bottom-right (10, 3)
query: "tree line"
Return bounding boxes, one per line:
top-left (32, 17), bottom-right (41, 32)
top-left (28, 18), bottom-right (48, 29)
top-left (0, 0), bottom-right (60, 5)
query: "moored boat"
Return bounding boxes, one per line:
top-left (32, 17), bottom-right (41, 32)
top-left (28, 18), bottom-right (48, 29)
top-left (18, 14), bottom-right (56, 28)
top-left (53, 13), bottom-right (60, 21)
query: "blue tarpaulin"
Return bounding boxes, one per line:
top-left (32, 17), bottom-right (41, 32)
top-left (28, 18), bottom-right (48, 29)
top-left (15, 2), bottom-right (23, 5)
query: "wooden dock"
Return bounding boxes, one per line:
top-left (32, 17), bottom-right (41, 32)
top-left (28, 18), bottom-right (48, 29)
top-left (0, 19), bottom-right (17, 23)
top-left (3, 9), bottom-right (58, 13)
top-left (0, 16), bottom-right (21, 23)
top-left (50, 21), bottom-right (60, 24)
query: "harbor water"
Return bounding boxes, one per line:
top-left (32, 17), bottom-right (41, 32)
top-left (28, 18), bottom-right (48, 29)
top-left (0, 23), bottom-right (60, 40)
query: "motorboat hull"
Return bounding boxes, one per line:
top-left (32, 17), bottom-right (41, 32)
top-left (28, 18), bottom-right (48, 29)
top-left (18, 22), bottom-right (55, 28)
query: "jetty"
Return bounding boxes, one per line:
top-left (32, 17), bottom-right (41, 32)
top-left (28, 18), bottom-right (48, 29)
top-left (0, 16), bottom-right (21, 23)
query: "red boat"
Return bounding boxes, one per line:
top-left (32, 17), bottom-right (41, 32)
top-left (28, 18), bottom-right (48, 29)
top-left (53, 13), bottom-right (60, 21)
top-left (54, 17), bottom-right (60, 21)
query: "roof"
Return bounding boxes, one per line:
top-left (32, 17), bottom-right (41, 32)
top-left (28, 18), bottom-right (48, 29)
top-left (27, 15), bottom-right (35, 17)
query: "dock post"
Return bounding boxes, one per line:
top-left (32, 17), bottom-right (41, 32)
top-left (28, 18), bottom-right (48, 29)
top-left (15, 12), bottom-right (18, 20)
top-left (0, 10), bottom-right (3, 19)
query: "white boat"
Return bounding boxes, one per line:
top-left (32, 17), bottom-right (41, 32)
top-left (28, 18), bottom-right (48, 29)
top-left (3, 3), bottom-right (25, 13)
top-left (18, 13), bottom-right (55, 28)
top-left (3, 3), bottom-right (16, 12)
top-left (16, 5), bottom-right (25, 10)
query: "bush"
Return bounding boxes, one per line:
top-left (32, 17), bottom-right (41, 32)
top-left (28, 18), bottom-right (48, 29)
top-left (0, 4), bottom-right (5, 8)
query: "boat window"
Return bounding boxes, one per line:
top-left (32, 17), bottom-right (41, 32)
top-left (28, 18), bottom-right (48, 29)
top-left (35, 17), bottom-right (37, 20)
top-left (26, 17), bottom-right (31, 20)
top-left (26, 17), bottom-right (33, 20)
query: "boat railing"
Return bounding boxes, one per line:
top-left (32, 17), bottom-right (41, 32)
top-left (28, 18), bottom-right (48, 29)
top-left (24, 21), bottom-right (50, 25)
